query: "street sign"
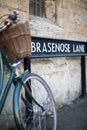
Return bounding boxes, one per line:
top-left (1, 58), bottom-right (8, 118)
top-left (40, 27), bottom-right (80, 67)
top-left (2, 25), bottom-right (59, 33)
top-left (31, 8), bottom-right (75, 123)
top-left (31, 36), bottom-right (87, 58)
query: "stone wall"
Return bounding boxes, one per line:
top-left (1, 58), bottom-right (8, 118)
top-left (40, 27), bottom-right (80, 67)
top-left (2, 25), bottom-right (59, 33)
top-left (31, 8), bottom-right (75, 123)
top-left (45, 0), bottom-right (87, 41)
top-left (0, 0), bottom-right (29, 20)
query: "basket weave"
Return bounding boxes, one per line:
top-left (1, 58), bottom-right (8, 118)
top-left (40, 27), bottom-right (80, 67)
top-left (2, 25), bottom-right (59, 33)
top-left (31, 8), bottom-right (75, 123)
top-left (0, 21), bottom-right (31, 61)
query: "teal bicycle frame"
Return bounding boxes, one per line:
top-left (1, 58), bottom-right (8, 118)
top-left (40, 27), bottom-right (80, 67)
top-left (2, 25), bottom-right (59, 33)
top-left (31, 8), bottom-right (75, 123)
top-left (0, 44), bottom-right (44, 125)
top-left (0, 45), bottom-right (16, 112)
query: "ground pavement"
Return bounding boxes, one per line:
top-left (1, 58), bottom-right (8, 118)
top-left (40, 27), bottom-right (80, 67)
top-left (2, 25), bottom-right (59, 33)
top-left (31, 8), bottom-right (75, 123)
top-left (58, 95), bottom-right (87, 130)
top-left (7, 95), bottom-right (87, 130)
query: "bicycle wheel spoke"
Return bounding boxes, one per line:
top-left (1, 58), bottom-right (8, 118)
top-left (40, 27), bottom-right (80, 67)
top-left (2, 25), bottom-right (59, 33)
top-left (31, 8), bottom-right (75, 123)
top-left (16, 73), bottom-right (57, 130)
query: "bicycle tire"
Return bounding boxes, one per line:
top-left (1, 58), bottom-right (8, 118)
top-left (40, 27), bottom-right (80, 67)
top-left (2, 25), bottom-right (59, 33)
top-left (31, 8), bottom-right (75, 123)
top-left (14, 73), bottom-right (58, 130)
top-left (0, 53), bottom-right (3, 94)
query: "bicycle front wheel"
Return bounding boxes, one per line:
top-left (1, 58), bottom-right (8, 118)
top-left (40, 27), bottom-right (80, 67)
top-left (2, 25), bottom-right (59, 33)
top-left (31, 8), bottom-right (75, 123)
top-left (14, 73), bottom-right (58, 130)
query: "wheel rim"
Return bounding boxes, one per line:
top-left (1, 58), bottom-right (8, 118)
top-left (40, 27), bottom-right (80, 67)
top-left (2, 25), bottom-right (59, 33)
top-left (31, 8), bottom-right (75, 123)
top-left (19, 74), bottom-right (57, 130)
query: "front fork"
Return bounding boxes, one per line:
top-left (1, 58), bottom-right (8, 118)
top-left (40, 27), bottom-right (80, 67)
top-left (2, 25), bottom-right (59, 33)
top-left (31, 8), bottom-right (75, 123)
top-left (13, 70), bottom-right (45, 129)
top-left (13, 70), bottom-right (29, 129)
top-left (14, 70), bottom-right (45, 111)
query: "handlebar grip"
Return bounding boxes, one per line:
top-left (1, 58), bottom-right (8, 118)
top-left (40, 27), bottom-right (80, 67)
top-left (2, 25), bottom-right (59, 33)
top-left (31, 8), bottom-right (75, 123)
top-left (8, 14), bottom-right (17, 21)
top-left (8, 11), bottom-right (18, 21)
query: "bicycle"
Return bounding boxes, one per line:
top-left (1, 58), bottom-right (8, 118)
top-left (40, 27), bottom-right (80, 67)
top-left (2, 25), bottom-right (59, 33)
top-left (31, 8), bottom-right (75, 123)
top-left (0, 11), bottom-right (58, 130)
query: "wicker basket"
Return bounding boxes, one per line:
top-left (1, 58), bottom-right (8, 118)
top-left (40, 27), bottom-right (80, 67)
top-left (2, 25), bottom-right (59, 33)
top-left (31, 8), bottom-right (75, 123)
top-left (0, 21), bottom-right (31, 61)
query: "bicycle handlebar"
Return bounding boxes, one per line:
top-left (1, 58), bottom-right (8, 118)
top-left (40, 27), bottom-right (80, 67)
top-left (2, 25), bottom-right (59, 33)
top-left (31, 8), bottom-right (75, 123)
top-left (0, 11), bottom-right (19, 33)
top-left (0, 22), bottom-right (12, 33)
top-left (8, 11), bottom-right (19, 21)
